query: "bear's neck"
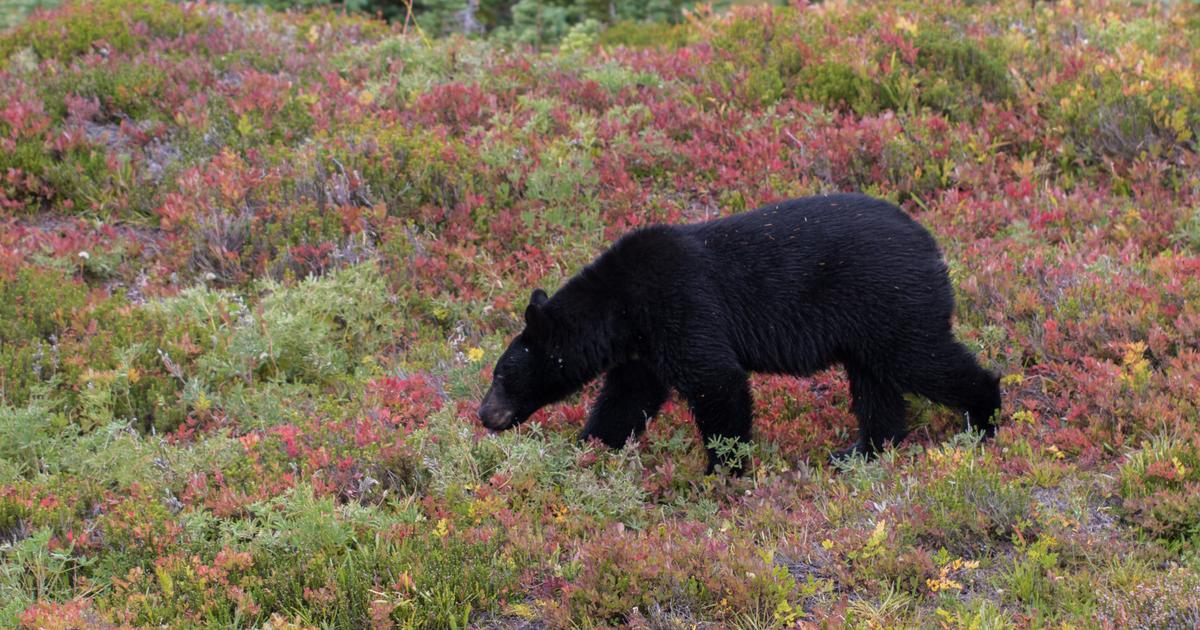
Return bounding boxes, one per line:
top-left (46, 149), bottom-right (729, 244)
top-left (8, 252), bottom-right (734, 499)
top-left (542, 271), bottom-right (629, 382)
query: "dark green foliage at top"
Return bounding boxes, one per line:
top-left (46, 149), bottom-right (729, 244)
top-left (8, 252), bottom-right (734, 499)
top-left (410, 0), bottom-right (754, 45)
top-left (217, 0), bottom-right (705, 41)
top-left (912, 27), bottom-right (1015, 115)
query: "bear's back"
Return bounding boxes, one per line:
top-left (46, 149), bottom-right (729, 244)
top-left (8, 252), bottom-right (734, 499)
top-left (673, 194), bottom-right (954, 373)
top-left (688, 194), bottom-right (934, 257)
top-left (593, 193), bottom-right (947, 298)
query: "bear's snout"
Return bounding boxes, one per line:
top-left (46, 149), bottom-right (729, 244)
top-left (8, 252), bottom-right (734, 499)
top-left (479, 406), bottom-right (515, 431)
top-left (478, 386), bottom-right (515, 431)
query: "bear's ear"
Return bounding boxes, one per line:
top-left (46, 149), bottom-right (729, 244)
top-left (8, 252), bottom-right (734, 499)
top-left (524, 289), bottom-right (549, 336)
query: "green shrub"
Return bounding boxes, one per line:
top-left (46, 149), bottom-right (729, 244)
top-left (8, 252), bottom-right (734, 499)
top-left (598, 19), bottom-right (692, 49)
top-left (913, 28), bottom-right (1013, 110)
top-left (998, 534), bottom-right (1061, 610)
top-left (1120, 434), bottom-right (1200, 499)
top-left (0, 267), bottom-right (88, 343)
top-left (124, 484), bottom-right (514, 627)
top-left (581, 62), bottom-right (661, 95)
top-left (0, 528), bottom-right (88, 626)
top-left (149, 261), bottom-right (398, 394)
top-left (0, 140), bottom-right (122, 215)
top-left (796, 61), bottom-right (879, 114)
top-left (5, 262), bottom-right (400, 434)
top-left (0, 0), bottom-right (212, 66)
top-left (706, 10), bottom-right (805, 106)
top-left (1172, 205), bottom-right (1200, 252)
top-left (224, 0), bottom-right (372, 15)
top-left (64, 58), bottom-right (172, 121)
top-left (559, 526), bottom-right (800, 626)
top-left (0, 0), bottom-right (60, 30)
top-left (0, 267), bottom-right (91, 407)
top-left (316, 122), bottom-right (485, 224)
top-left (1058, 85), bottom-right (1196, 163)
top-left (0, 403), bottom-right (64, 481)
top-left (1119, 434), bottom-right (1200, 544)
top-left (915, 436), bottom-right (1031, 550)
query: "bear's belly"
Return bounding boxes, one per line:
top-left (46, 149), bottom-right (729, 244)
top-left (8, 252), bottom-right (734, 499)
top-left (732, 324), bottom-right (841, 376)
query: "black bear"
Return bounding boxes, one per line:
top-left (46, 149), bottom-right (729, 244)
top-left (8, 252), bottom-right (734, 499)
top-left (478, 193), bottom-right (1001, 473)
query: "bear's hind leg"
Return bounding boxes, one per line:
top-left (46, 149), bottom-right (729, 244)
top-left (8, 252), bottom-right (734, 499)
top-left (899, 339), bottom-right (1001, 439)
top-left (580, 360), bottom-right (670, 448)
top-left (833, 363), bottom-right (908, 462)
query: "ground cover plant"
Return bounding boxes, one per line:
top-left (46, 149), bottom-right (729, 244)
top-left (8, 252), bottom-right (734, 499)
top-left (1, 0), bottom-right (1198, 626)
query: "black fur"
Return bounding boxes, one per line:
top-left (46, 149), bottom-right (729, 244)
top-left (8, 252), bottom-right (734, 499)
top-left (478, 193), bottom-right (1002, 473)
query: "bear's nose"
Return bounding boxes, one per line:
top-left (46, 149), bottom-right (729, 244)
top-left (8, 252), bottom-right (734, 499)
top-left (478, 406), bottom-right (514, 431)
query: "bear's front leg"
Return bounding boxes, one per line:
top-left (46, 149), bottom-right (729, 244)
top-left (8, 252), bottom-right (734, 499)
top-left (679, 368), bottom-right (753, 476)
top-left (579, 360), bottom-right (670, 448)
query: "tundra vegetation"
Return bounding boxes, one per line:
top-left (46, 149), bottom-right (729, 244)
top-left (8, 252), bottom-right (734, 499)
top-left (1, 0), bottom-right (1199, 627)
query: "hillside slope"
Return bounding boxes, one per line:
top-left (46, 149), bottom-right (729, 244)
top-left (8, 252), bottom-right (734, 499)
top-left (1, 0), bottom-right (1199, 626)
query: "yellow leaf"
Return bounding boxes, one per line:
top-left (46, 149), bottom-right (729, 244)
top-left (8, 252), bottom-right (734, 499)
top-left (1170, 108), bottom-right (1191, 140)
top-left (155, 565), bottom-right (174, 598)
top-left (237, 113), bottom-right (253, 138)
top-left (1012, 410), bottom-right (1036, 426)
top-left (867, 519), bottom-right (888, 548)
top-left (195, 390), bottom-right (211, 413)
top-left (505, 603), bottom-right (537, 620)
top-left (1173, 456), bottom-right (1190, 478)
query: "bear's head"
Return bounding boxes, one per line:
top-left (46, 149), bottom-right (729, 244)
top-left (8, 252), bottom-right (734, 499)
top-left (478, 288), bottom-right (580, 431)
